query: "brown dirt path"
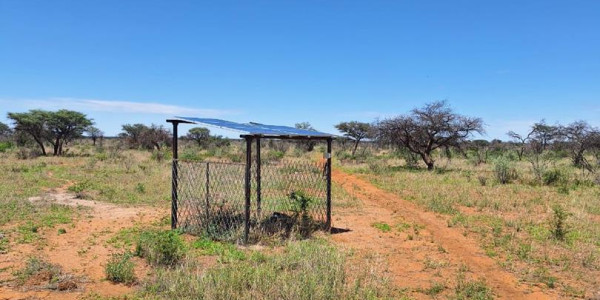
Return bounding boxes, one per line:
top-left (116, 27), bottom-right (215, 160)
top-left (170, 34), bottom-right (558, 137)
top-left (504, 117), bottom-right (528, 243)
top-left (0, 187), bottom-right (166, 300)
top-left (331, 169), bottom-right (556, 300)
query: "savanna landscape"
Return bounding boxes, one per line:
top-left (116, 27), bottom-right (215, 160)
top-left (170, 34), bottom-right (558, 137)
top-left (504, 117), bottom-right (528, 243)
top-left (2, 2), bottom-right (600, 300)
top-left (0, 101), bottom-right (599, 300)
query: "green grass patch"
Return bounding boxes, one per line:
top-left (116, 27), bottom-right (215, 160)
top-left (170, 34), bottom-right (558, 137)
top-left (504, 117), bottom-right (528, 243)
top-left (141, 239), bottom-right (394, 299)
top-left (371, 222), bottom-right (392, 233)
top-left (135, 230), bottom-right (186, 266)
top-left (105, 253), bottom-right (136, 284)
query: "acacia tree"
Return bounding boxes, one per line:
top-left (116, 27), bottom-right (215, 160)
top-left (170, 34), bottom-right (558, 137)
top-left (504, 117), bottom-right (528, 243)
top-left (120, 124), bottom-right (148, 147)
top-left (529, 120), bottom-right (559, 153)
top-left (8, 109), bottom-right (92, 156)
top-left (376, 101), bottom-right (484, 170)
top-left (295, 122), bottom-right (317, 152)
top-left (507, 130), bottom-right (533, 161)
top-left (560, 121), bottom-right (600, 172)
top-left (186, 127), bottom-right (211, 147)
top-left (120, 123), bottom-right (171, 150)
top-left (46, 110), bottom-right (93, 155)
top-left (86, 126), bottom-right (104, 146)
top-left (0, 121), bottom-right (11, 141)
top-left (335, 121), bottom-right (372, 156)
top-left (140, 124), bottom-right (171, 150)
top-left (8, 110), bottom-right (51, 155)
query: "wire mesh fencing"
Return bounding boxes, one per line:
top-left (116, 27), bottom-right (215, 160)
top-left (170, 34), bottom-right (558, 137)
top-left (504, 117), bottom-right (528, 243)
top-left (174, 156), bottom-right (329, 243)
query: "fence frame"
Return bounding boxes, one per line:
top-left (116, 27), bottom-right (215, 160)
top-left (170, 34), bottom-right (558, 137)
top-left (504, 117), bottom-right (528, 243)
top-left (167, 119), bottom-right (333, 244)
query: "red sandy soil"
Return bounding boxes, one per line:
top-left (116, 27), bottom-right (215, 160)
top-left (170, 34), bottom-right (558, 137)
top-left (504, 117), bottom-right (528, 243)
top-left (330, 169), bottom-right (558, 300)
top-left (0, 186), bottom-right (165, 300)
top-left (1, 169), bottom-right (565, 299)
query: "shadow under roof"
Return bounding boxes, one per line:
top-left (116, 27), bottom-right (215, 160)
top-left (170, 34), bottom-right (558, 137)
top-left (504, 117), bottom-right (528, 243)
top-left (168, 117), bottom-right (334, 139)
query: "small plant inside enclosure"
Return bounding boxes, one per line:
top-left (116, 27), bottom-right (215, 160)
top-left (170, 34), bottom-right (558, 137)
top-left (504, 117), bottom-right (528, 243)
top-left (135, 230), bottom-right (186, 266)
top-left (289, 191), bottom-right (313, 238)
top-left (105, 252), bottom-right (136, 284)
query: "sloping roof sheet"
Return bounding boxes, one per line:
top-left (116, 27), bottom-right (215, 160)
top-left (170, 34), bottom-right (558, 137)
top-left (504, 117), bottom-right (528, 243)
top-left (171, 117), bottom-right (334, 138)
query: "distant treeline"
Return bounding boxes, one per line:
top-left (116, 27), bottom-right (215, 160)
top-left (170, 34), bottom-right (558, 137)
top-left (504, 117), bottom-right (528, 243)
top-left (2, 102), bottom-right (599, 173)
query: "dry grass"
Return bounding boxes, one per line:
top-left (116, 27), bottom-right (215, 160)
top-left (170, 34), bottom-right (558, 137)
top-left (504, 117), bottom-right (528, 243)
top-left (341, 151), bottom-right (600, 298)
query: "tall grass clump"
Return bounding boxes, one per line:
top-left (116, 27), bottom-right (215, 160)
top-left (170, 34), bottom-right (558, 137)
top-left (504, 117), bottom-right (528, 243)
top-left (135, 230), bottom-right (186, 266)
top-left (141, 239), bottom-right (393, 300)
top-left (105, 252), bottom-right (136, 284)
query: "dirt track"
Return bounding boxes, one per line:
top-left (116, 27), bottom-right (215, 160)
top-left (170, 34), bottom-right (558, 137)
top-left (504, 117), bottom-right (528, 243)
top-left (330, 170), bottom-right (556, 300)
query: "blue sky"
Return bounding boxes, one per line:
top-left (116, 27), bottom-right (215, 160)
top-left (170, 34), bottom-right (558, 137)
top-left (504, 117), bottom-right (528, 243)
top-left (1, 0), bottom-right (598, 139)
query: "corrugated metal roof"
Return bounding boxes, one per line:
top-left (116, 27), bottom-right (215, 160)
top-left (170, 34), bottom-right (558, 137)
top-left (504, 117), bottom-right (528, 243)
top-left (171, 117), bottom-right (334, 138)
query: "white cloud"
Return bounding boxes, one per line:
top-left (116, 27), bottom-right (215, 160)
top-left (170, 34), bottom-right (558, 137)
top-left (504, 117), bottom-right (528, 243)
top-left (4, 97), bottom-right (238, 117)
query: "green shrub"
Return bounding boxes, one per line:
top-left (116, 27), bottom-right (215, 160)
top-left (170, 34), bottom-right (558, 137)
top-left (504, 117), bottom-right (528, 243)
top-left (550, 205), bottom-right (570, 241)
top-left (0, 141), bottom-right (13, 153)
top-left (493, 157), bottom-right (517, 184)
top-left (542, 168), bottom-right (568, 186)
top-left (105, 253), bottom-right (136, 284)
top-left (135, 230), bottom-right (186, 266)
top-left (180, 149), bottom-right (205, 161)
top-left (265, 150), bottom-right (285, 162)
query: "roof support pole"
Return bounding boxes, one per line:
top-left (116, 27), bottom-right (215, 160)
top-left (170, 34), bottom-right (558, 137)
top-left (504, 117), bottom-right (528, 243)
top-left (326, 137), bottom-right (332, 230)
top-left (244, 136), bottom-right (252, 244)
top-left (256, 138), bottom-right (262, 221)
top-left (170, 121), bottom-right (179, 230)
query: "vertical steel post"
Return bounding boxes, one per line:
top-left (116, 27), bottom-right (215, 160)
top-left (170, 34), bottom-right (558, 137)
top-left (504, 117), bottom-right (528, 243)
top-left (171, 121), bottom-right (179, 230)
top-left (326, 137), bottom-right (332, 230)
top-left (244, 136), bottom-right (252, 244)
top-left (256, 138), bottom-right (262, 220)
top-left (205, 162), bottom-right (210, 219)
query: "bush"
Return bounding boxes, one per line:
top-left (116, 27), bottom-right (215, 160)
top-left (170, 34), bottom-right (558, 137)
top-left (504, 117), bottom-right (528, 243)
top-left (135, 230), bottom-right (186, 266)
top-left (366, 158), bottom-right (386, 174)
top-left (264, 150), bottom-right (285, 162)
top-left (542, 168), bottom-right (568, 186)
top-left (493, 157), bottom-right (517, 184)
top-left (477, 175), bottom-right (488, 186)
top-left (105, 253), bottom-right (136, 284)
top-left (550, 205), bottom-right (570, 241)
top-left (0, 141), bottom-right (13, 153)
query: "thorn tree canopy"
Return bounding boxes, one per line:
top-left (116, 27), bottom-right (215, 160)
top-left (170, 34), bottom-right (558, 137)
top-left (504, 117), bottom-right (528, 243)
top-left (377, 101), bottom-right (484, 170)
top-left (335, 121), bottom-right (372, 156)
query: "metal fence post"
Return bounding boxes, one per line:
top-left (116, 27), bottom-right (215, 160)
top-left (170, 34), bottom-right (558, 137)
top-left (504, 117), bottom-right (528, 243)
top-left (256, 137), bottom-right (262, 220)
top-left (205, 162), bottom-right (210, 219)
top-left (326, 137), bottom-right (332, 230)
top-left (171, 121), bottom-right (179, 230)
top-left (244, 136), bottom-right (252, 244)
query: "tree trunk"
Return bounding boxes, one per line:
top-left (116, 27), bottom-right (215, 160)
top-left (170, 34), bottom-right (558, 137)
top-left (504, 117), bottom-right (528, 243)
top-left (53, 137), bottom-right (60, 156)
top-left (34, 138), bottom-right (46, 156)
top-left (92, 137), bottom-right (97, 146)
top-left (420, 152), bottom-right (435, 170)
top-left (352, 140), bottom-right (359, 156)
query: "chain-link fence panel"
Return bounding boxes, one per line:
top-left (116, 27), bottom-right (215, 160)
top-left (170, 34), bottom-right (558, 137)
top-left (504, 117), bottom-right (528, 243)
top-left (173, 139), bottom-right (330, 243)
top-left (175, 161), bottom-right (246, 242)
